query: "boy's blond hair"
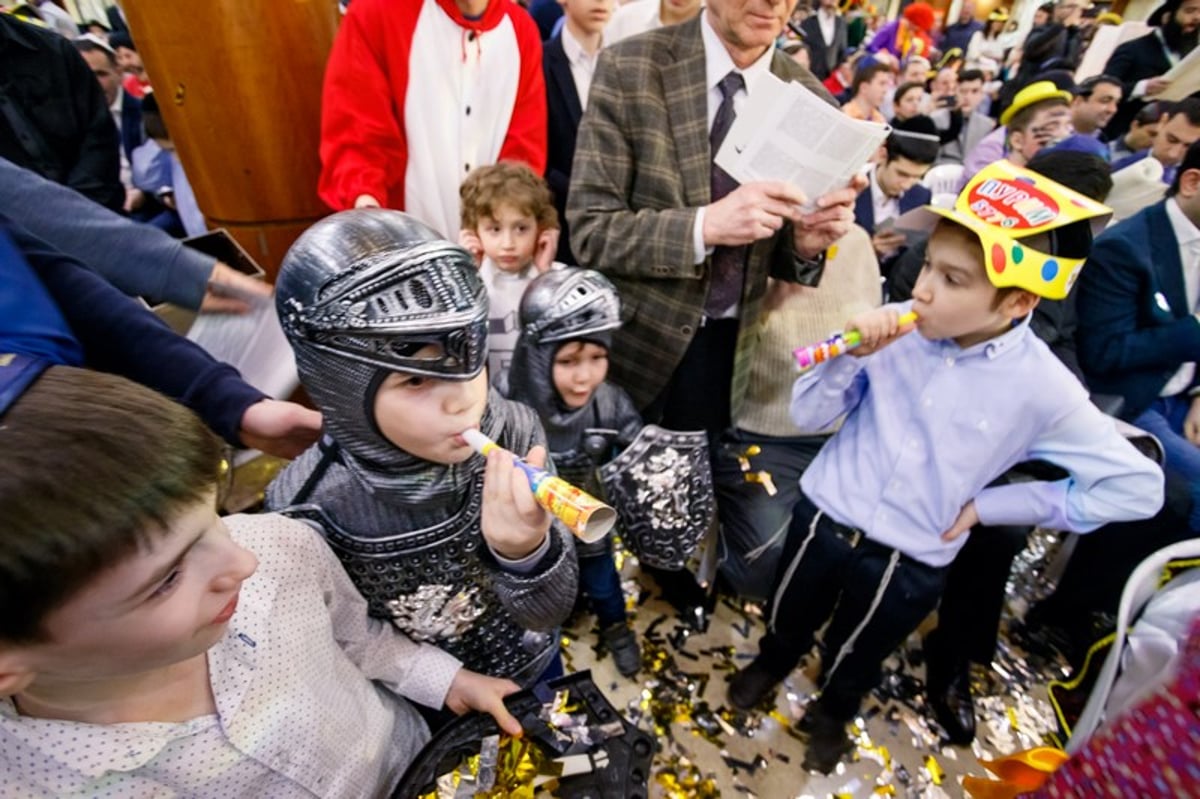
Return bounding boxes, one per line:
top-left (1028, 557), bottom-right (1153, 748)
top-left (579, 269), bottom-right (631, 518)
top-left (459, 161), bottom-right (560, 233)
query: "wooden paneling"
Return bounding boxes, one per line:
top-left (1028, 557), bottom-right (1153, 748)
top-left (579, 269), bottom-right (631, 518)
top-left (120, 2), bottom-right (340, 277)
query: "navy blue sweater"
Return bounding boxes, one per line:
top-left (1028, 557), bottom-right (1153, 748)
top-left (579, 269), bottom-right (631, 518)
top-left (2, 215), bottom-right (265, 445)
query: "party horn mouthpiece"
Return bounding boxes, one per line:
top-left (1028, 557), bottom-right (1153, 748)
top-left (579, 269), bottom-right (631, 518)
top-left (461, 429), bottom-right (617, 543)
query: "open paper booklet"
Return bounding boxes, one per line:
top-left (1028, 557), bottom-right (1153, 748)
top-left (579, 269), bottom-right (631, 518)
top-left (173, 230), bottom-right (300, 408)
top-left (1074, 22), bottom-right (1149, 83)
top-left (1158, 43), bottom-right (1200, 102)
top-left (714, 73), bottom-right (890, 208)
top-left (186, 297), bottom-right (298, 404)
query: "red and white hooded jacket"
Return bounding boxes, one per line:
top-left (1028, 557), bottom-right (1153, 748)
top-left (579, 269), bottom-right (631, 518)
top-left (319, 0), bottom-right (547, 239)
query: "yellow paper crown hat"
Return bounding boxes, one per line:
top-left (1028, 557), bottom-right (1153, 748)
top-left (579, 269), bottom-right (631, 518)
top-left (926, 162), bottom-right (1113, 299)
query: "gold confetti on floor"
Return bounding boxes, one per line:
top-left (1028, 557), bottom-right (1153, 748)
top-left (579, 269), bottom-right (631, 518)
top-left (564, 535), bottom-right (1070, 799)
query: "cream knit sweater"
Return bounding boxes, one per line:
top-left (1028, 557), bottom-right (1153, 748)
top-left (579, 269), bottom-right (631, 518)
top-left (736, 225), bottom-right (883, 436)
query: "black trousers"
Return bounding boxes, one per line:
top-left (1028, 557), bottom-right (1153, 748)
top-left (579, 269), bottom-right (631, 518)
top-left (643, 317), bottom-right (739, 441)
top-left (759, 494), bottom-right (948, 722)
top-left (934, 520), bottom-right (1030, 666)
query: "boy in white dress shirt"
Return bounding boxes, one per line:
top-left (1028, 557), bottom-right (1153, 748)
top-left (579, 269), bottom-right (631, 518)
top-left (0, 363), bottom-right (519, 798)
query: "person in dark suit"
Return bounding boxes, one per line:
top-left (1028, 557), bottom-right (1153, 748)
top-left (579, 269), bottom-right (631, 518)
top-left (800, 0), bottom-right (847, 82)
top-left (0, 14), bottom-right (123, 212)
top-left (1077, 140), bottom-right (1200, 535)
top-left (1102, 0), bottom-right (1200, 141)
top-left (73, 37), bottom-right (144, 207)
top-left (854, 116), bottom-right (937, 272)
top-left (543, 0), bottom-right (612, 265)
top-left (105, 2), bottom-right (129, 34)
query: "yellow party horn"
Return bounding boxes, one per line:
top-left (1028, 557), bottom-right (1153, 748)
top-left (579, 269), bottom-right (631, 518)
top-left (462, 429), bottom-right (616, 544)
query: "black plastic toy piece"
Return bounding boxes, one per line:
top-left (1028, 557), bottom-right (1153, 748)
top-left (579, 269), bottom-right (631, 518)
top-left (393, 670), bottom-right (654, 799)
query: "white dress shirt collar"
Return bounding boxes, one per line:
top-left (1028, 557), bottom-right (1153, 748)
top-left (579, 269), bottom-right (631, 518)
top-left (1161, 198), bottom-right (1200, 395)
top-left (1166, 196), bottom-right (1200, 254)
top-left (701, 10), bottom-right (775, 104)
top-left (560, 25), bottom-right (601, 110)
top-left (868, 163), bottom-right (900, 227)
top-left (818, 7), bottom-right (838, 44)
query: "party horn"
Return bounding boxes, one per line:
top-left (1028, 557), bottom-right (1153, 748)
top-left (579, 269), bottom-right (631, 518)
top-left (462, 429), bottom-right (616, 544)
top-left (792, 310), bottom-right (919, 372)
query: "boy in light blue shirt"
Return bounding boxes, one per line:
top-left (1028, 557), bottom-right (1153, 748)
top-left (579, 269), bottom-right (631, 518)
top-left (727, 162), bottom-right (1165, 774)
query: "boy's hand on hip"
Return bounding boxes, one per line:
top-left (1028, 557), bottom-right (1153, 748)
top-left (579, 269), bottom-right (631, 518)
top-left (846, 306), bottom-right (914, 357)
top-left (444, 668), bottom-right (523, 736)
top-left (481, 445), bottom-right (553, 560)
top-left (942, 500), bottom-right (979, 541)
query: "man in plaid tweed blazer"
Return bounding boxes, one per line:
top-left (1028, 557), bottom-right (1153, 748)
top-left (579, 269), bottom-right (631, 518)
top-left (566, 0), bottom-right (860, 434)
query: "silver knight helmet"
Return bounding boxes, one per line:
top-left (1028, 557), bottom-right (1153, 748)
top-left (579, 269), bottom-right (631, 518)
top-left (275, 209), bottom-right (488, 465)
top-left (506, 267), bottom-right (621, 419)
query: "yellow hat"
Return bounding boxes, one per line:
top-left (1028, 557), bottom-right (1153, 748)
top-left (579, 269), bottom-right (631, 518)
top-left (999, 80), bottom-right (1073, 126)
top-left (988, 9), bottom-right (1009, 21)
top-left (913, 162), bottom-right (1113, 299)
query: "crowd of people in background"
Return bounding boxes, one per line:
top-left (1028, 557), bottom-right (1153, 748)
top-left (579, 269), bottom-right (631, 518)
top-left (1, 0), bottom-right (1199, 794)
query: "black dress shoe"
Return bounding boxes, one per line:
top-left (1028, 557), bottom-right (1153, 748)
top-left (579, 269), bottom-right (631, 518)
top-left (930, 669), bottom-right (976, 745)
top-left (799, 705), bottom-right (854, 774)
top-left (726, 658), bottom-right (783, 711)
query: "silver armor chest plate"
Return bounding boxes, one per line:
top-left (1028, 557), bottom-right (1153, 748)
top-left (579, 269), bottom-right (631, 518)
top-left (287, 476), bottom-right (553, 681)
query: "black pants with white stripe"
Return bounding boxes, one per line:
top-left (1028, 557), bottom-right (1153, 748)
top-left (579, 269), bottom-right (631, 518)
top-left (758, 494), bottom-right (949, 722)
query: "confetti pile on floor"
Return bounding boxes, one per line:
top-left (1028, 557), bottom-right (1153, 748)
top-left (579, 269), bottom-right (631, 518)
top-left (563, 533), bottom-right (1073, 799)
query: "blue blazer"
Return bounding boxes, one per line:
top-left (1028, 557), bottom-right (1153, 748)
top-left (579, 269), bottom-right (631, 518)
top-left (1076, 201), bottom-right (1200, 419)
top-left (543, 33), bottom-right (583, 264)
top-left (853, 179), bottom-right (931, 234)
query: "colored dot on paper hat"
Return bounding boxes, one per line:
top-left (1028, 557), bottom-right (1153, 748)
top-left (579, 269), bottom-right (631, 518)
top-left (1011, 244), bottom-right (1024, 264)
top-left (1042, 260), bottom-right (1059, 281)
top-left (1016, 176), bottom-right (1036, 185)
top-left (991, 243), bottom-right (1006, 273)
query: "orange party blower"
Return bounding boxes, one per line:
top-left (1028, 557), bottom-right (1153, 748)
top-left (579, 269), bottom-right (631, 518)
top-left (462, 429), bottom-right (616, 544)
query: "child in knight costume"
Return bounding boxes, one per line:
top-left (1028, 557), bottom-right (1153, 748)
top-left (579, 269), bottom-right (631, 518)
top-left (266, 209), bottom-right (579, 692)
top-left (504, 268), bottom-right (723, 677)
top-left (503, 268), bottom-right (642, 676)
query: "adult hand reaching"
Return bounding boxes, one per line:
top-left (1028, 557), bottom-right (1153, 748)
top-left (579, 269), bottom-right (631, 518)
top-left (202, 261), bottom-right (273, 314)
top-left (238, 398), bottom-right (323, 459)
